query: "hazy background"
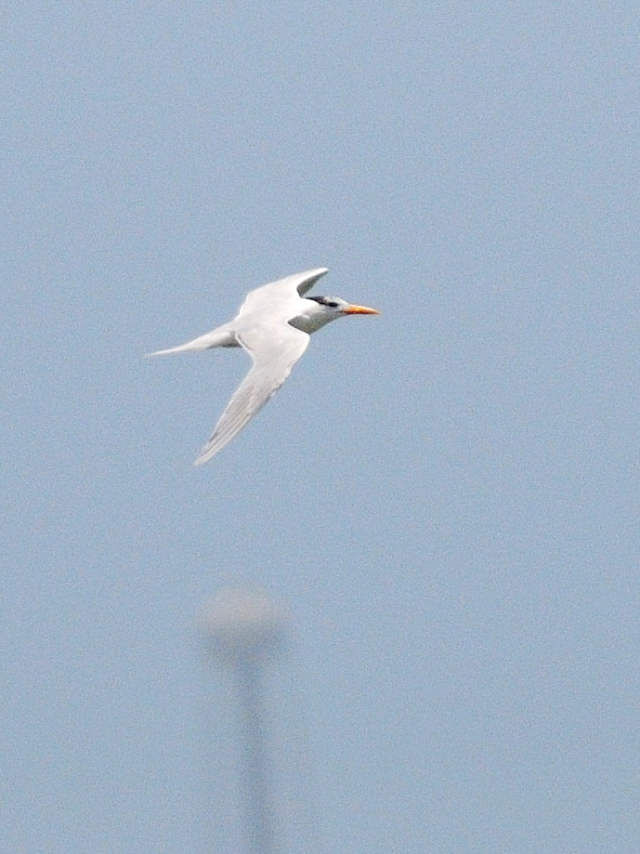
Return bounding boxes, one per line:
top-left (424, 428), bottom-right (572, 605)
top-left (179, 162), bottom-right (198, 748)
top-left (2, 3), bottom-right (639, 852)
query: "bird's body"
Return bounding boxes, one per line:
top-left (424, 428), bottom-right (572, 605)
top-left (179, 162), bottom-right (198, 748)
top-left (148, 268), bottom-right (379, 465)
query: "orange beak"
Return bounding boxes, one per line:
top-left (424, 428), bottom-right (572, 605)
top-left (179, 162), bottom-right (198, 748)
top-left (343, 304), bottom-right (380, 315)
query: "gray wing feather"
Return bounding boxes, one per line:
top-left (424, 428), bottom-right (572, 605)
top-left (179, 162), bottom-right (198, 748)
top-left (194, 324), bottom-right (310, 465)
top-left (237, 268), bottom-right (328, 317)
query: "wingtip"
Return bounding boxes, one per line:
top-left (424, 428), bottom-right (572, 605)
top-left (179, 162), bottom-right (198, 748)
top-left (193, 443), bottom-right (217, 466)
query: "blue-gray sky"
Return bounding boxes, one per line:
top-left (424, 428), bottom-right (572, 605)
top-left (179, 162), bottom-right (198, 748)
top-left (3, 3), bottom-right (639, 852)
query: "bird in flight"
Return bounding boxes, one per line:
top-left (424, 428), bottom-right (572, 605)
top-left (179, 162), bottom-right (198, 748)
top-left (148, 268), bottom-right (379, 465)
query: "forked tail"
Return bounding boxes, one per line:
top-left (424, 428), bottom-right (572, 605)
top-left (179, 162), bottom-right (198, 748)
top-left (146, 324), bottom-right (237, 356)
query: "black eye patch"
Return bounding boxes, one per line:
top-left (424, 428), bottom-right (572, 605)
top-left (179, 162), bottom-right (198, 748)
top-left (308, 296), bottom-right (340, 308)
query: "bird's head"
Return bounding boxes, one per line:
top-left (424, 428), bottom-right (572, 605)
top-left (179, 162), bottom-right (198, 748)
top-left (308, 295), bottom-right (379, 314)
top-left (291, 294), bottom-right (379, 334)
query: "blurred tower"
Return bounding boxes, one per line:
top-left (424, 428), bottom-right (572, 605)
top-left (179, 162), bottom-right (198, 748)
top-left (202, 588), bottom-right (288, 854)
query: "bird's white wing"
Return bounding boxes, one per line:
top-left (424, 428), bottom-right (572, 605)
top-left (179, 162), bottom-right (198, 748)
top-left (194, 323), bottom-right (310, 465)
top-left (237, 268), bottom-right (328, 318)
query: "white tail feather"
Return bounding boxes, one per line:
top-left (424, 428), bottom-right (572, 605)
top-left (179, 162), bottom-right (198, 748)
top-left (146, 324), bottom-right (237, 356)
